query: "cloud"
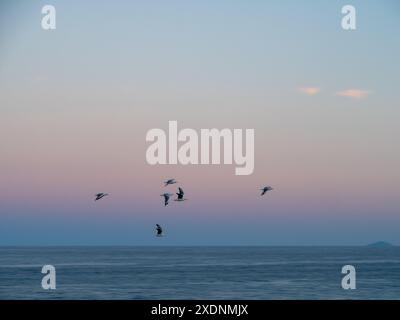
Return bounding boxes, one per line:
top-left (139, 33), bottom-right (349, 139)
top-left (336, 89), bottom-right (370, 99)
top-left (298, 87), bottom-right (320, 95)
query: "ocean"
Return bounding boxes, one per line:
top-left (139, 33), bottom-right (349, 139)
top-left (0, 246), bottom-right (399, 300)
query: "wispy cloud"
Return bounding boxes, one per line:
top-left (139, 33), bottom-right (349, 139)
top-left (336, 89), bottom-right (370, 99)
top-left (298, 87), bottom-right (320, 96)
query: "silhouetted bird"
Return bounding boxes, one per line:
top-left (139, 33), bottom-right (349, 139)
top-left (161, 193), bottom-right (173, 206)
top-left (164, 179), bottom-right (177, 186)
top-left (95, 193), bottom-right (108, 201)
top-left (175, 187), bottom-right (187, 202)
top-left (156, 224), bottom-right (163, 237)
top-left (260, 186), bottom-right (273, 196)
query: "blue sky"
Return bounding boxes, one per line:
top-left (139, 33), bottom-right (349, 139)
top-left (0, 0), bottom-right (399, 245)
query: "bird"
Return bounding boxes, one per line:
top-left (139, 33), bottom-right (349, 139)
top-left (161, 193), bottom-right (173, 206)
top-left (95, 193), bottom-right (109, 201)
top-left (174, 187), bottom-right (187, 202)
top-left (156, 224), bottom-right (163, 237)
top-left (164, 179), bottom-right (177, 186)
top-left (260, 186), bottom-right (273, 196)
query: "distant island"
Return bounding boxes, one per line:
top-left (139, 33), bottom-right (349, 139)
top-left (367, 241), bottom-right (395, 248)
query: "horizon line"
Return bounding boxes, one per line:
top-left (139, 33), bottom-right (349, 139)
top-left (0, 243), bottom-right (396, 247)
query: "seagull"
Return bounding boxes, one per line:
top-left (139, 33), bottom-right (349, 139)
top-left (161, 193), bottom-right (173, 206)
top-left (164, 179), bottom-right (177, 186)
top-left (260, 186), bottom-right (273, 196)
top-left (156, 224), bottom-right (163, 237)
top-left (95, 193), bottom-right (109, 201)
top-left (174, 187), bottom-right (187, 202)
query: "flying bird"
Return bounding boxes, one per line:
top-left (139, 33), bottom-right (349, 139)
top-left (95, 193), bottom-right (109, 201)
top-left (161, 193), bottom-right (173, 206)
top-left (260, 186), bottom-right (273, 196)
top-left (156, 224), bottom-right (163, 237)
top-left (164, 179), bottom-right (177, 186)
top-left (175, 187), bottom-right (187, 202)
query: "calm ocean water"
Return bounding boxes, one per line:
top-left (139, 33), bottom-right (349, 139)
top-left (0, 246), bottom-right (399, 300)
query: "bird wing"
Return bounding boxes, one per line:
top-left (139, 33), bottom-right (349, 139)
top-left (178, 187), bottom-right (184, 195)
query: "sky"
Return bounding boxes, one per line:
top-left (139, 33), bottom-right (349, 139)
top-left (0, 0), bottom-right (399, 245)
